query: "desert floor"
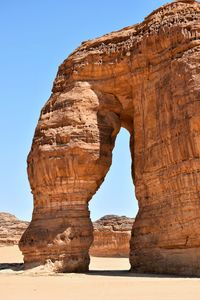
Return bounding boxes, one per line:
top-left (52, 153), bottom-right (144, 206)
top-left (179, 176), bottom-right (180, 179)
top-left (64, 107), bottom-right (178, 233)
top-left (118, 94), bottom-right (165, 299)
top-left (0, 246), bottom-right (200, 300)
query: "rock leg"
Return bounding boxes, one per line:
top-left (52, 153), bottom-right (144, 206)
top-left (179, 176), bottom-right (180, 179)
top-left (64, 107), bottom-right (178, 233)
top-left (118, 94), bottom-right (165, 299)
top-left (19, 82), bottom-right (121, 272)
top-left (130, 47), bottom-right (200, 276)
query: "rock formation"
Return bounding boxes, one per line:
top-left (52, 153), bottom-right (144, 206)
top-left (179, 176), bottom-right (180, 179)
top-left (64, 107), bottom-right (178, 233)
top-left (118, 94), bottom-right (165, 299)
top-left (175, 0), bottom-right (195, 3)
top-left (19, 1), bottom-right (200, 275)
top-left (0, 213), bottom-right (29, 246)
top-left (90, 215), bottom-right (134, 257)
top-left (0, 212), bottom-right (133, 258)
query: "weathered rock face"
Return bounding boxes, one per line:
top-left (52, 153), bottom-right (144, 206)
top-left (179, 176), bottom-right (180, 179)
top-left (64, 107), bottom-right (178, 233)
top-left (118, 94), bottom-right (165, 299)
top-left (19, 1), bottom-right (200, 275)
top-left (0, 213), bottom-right (29, 246)
top-left (90, 215), bottom-right (134, 257)
top-left (0, 212), bottom-right (133, 258)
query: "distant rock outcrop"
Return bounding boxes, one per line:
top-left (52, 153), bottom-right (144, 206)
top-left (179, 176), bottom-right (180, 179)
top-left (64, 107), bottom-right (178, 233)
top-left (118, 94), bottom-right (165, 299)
top-left (90, 215), bottom-right (134, 257)
top-left (0, 213), bottom-right (29, 245)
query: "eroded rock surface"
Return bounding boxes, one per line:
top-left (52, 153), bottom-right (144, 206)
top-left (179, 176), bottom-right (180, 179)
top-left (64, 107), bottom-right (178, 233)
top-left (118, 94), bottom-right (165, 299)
top-left (0, 212), bottom-right (133, 257)
top-left (0, 213), bottom-right (29, 246)
top-left (19, 1), bottom-right (200, 275)
top-left (90, 215), bottom-right (134, 257)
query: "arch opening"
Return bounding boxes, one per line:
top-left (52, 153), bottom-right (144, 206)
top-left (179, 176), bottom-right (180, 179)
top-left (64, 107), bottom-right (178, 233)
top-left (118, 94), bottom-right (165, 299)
top-left (89, 128), bottom-right (138, 271)
top-left (89, 128), bottom-right (138, 221)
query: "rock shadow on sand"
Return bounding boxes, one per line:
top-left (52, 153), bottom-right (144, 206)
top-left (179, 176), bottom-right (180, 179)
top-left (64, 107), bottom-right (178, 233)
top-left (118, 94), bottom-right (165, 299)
top-left (0, 263), bottom-right (24, 272)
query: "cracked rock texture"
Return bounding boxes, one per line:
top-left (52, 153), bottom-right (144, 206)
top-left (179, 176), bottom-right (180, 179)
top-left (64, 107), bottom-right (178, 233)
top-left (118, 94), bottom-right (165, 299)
top-left (90, 215), bottom-right (134, 257)
top-left (0, 213), bottom-right (29, 246)
top-left (19, 1), bottom-right (200, 275)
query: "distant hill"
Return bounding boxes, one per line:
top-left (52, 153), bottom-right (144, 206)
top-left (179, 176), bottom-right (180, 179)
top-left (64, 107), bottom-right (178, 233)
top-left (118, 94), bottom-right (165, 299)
top-left (90, 215), bottom-right (134, 257)
top-left (0, 212), bottom-right (29, 245)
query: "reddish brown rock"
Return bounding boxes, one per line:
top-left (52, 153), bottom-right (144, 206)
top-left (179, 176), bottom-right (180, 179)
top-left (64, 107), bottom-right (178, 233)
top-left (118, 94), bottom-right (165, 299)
top-left (90, 215), bottom-right (134, 257)
top-left (0, 213), bottom-right (29, 246)
top-left (19, 1), bottom-right (200, 275)
top-left (0, 212), bottom-right (134, 259)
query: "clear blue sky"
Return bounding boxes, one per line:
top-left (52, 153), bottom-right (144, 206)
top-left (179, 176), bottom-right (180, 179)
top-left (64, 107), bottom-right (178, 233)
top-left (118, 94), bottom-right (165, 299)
top-left (0, 0), bottom-right (168, 221)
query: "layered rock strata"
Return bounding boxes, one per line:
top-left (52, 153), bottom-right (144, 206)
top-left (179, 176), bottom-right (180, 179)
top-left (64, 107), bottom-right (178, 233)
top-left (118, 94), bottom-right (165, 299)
top-left (0, 212), bottom-right (133, 257)
top-left (19, 1), bottom-right (200, 275)
top-left (0, 213), bottom-right (29, 246)
top-left (90, 215), bottom-right (134, 257)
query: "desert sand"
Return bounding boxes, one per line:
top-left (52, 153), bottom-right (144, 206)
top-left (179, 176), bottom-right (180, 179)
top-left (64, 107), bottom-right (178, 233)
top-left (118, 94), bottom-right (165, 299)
top-left (0, 246), bottom-right (200, 300)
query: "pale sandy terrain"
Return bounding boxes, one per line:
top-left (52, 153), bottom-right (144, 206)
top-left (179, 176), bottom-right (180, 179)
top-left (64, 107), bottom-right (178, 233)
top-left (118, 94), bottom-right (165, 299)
top-left (0, 246), bottom-right (200, 300)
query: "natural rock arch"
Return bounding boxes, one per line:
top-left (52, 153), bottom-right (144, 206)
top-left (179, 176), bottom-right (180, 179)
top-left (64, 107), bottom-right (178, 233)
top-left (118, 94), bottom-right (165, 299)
top-left (19, 1), bottom-right (200, 275)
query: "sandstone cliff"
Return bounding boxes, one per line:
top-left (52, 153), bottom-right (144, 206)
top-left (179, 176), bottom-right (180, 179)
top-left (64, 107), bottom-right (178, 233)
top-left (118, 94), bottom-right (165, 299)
top-left (19, 1), bottom-right (200, 275)
top-left (90, 215), bottom-right (134, 257)
top-left (0, 213), bottom-right (29, 246)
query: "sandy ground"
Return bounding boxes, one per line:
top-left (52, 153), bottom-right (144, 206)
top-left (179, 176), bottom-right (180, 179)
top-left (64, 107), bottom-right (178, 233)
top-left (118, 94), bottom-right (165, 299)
top-left (0, 246), bottom-right (200, 300)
